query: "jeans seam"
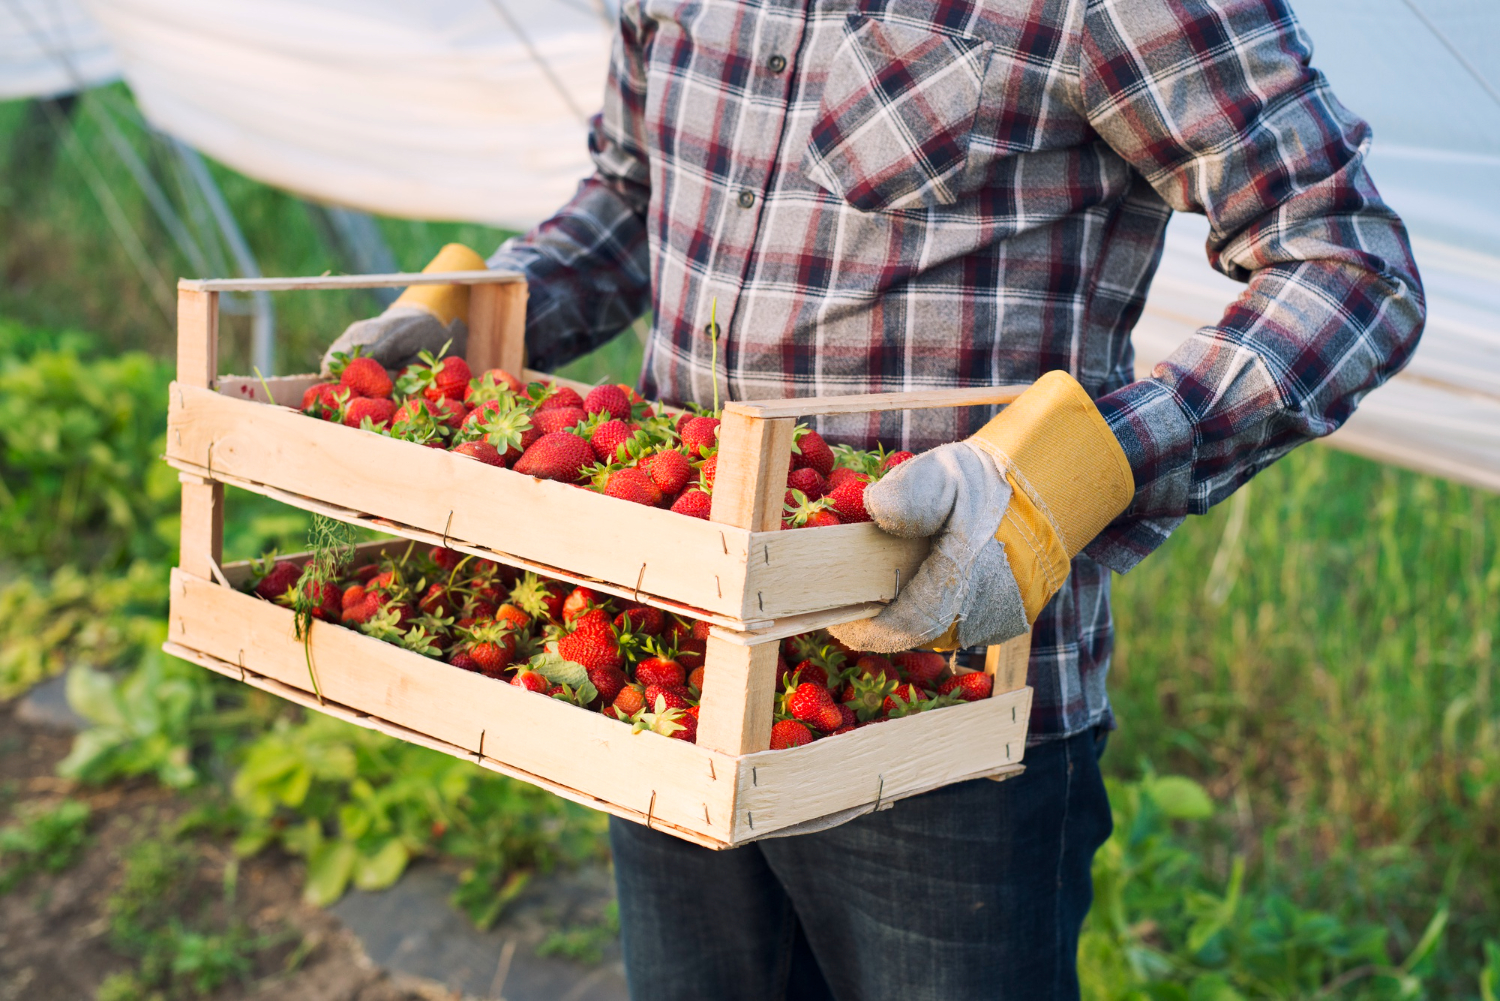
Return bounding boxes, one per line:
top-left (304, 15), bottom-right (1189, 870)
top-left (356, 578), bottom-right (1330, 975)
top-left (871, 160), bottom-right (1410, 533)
top-left (1053, 735), bottom-right (1075, 997)
top-left (774, 895), bottom-right (799, 1001)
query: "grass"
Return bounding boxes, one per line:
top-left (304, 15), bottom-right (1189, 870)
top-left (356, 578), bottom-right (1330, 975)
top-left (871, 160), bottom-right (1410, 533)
top-left (2, 89), bottom-right (1498, 994)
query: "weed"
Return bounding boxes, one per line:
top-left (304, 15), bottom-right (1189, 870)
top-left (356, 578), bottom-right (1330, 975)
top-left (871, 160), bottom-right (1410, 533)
top-left (0, 798), bottom-right (90, 892)
top-left (537, 901), bottom-right (621, 966)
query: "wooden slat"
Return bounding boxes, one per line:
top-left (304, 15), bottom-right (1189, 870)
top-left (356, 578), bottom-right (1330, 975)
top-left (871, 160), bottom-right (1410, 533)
top-left (166, 383), bottom-right (756, 618)
top-left (168, 570), bottom-right (738, 840)
top-left (725, 385), bottom-right (1030, 420)
top-left (468, 281), bottom-right (528, 377)
top-left (176, 288), bottom-right (218, 387)
top-left (178, 475), bottom-right (224, 582)
top-left (732, 686), bottom-right (1032, 840)
top-left (984, 633), bottom-right (1032, 695)
top-left (708, 601), bottom-right (888, 645)
top-left (217, 374), bottom-right (322, 407)
top-left (742, 523), bottom-right (929, 619)
top-left (178, 270), bottom-right (526, 293)
top-left (709, 413), bottom-right (795, 532)
top-left (695, 638), bottom-right (779, 755)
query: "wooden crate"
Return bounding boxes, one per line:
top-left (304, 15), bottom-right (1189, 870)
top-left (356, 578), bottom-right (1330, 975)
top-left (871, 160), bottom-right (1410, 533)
top-left (163, 270), bottom-right (1034, 848)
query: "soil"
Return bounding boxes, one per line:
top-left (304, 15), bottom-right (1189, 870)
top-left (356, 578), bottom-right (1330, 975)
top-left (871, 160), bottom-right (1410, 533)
top-left (0, 699), bottom-right (450, 1001)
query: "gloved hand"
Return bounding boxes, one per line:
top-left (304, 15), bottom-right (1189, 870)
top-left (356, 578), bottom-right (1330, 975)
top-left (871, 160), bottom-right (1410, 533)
top-left (828, 371), bottom-right (1135, 653)
top-left (320, 243), bottom-right (488, 375)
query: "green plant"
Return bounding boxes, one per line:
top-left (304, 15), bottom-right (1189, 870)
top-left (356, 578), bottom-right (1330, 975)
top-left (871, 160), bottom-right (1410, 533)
top-left (0, 798), bottom-right (90, 892)
top-left (229, 713), bottom-right (607, 923)
top-left (536, 901), bottom-right (621, 965)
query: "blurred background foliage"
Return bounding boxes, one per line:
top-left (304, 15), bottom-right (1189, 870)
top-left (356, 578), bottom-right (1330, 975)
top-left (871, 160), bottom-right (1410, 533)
top-left (0, 90), bottom-right (1497, 998)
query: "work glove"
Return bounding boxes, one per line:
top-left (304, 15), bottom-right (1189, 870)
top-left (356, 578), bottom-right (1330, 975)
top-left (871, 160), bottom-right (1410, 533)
top-left (829, 371), bottom-right (1135, 653)
top-left (320, 243), bottom-right (488, 375)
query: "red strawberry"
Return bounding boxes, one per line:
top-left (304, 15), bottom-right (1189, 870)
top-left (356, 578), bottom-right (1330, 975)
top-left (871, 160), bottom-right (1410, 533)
top-left (671, 489), bottom-right (713, 519)
top-left (681, 416), bottom-right (720, 457)
top-left (636, 656), bottom-right (685, 689)
top-left (534, 406), bottom-right (589, 434)
top-left (587, 664), bottom-right (628, 705)
top-left (341, 583), bottom-right (367, 610)
top-left (433, 397), bottom-right (468, 429)
top-left (786, 466), bottom-right (826, 500)
top-left (893, 650), bottom-right (947, 688)
top-left (640, 449), bottom-right (691, 496)
top-left (514, 432), bottom-right (593, 482)
top-left (643, 684), bottom-right (690, 711)
top-left (791, 660), bottom-right (829, 688)
top-left (791, 428), bottom-right (834, 476)
top-left (452, 440), bottom-right (505, 466)
top-left (612, 684), bottom-right (646, 719)
top-left (614, 606), bottom-right (664, 635)
top-left (511, 669), bottom-right (550, 692)
top-left (558, 612), bottom-right (622, 671)
top-left (339, 356), bottom-right (393, 399)
top-left (699, 455), bottom-right (718, 492)
top-left (605, 467), bottom-right (662, 507)
top-left (770, 720), bottom-right (814, 749)
top-left (785, 682), bottom-right (836, 728)
top-left (495, 602), bottom-right (531, 633)
top-left (584, 384), bottom-right (632, 420)
top-left (589, 419), bottom-right (635, 462)
top-left (827, 477), bottom-right (871, 523)
top-left (430, 546), bottom-right (464, 571)
top-left (671, 711), bottom-right (698, 743)
top-left (688, 665), bottom-right (705, 692)
top-left (465, 368), bottom-right (524, 402)
top-left (881, 450), bottom-right (915, 473)
top-left (449, 650), bottom-right (481, 673)
top-left (853, 654), bottom-right (900, 684)
top-left (303, 580), bottom-right (343, 621)
top-left (826, 467), bottom-right (867, 491)
top-left (692, 619), bottom-right (712, 641)
top-left (419, 582), bottom-right (454, 616)
top-left (811, 702), bottom-right (845, 732)
top-left (425, 356), bottom-right (473, 403)
top-left (882, 682), bottom-right (929, 715)
top-left (837, 704), bottom-right (857, 728)
top-left (462, 398), bottom-right (505, 430)
top-left (562, 588), bottom-right (599, 623)
top-left (537, 385), bottom-right (585, 411)
top-left (301, 382), bottom-right (333, 411)
top-left (253, 560), bottom-right (302, 602)
top-left (463, 622), bottom-right (516, 677)
top-left (939, 671), bottom-right (994, 702)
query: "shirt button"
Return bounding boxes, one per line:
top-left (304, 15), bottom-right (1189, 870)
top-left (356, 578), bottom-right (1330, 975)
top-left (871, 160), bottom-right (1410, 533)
top-left (768, 54), bottom-right (787, 73)
top-left (737, 190), bottom-right (756, 209)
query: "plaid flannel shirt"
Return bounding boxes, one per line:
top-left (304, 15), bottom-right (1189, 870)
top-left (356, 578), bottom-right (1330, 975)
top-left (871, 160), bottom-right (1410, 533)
top-left (490, 0), bottom-right (1424, 741)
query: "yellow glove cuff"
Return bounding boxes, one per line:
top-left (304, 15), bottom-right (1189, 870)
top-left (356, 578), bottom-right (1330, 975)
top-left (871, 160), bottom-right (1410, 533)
top-left (392, 243), bottom-right (488, 326)
top-left (971, 370), bottom-right (1135, 623)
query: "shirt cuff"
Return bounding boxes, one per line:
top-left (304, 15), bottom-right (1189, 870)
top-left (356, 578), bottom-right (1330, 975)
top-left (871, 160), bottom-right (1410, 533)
top-left (1085, 378), bottom-right (1197, 572)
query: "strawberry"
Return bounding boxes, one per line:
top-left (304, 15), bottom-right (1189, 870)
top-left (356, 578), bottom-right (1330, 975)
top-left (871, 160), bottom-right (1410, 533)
top-left (589, 419), bottom-right (635, 462)
top-left (881, 450), bottom-right (915, 473)
top-left (605, 467), bottom-right (662, 506)
top-left (640, 449), bottom-right (691, 496)
top-left (587, 664), bottom-right (628, 705)
top-left (614, 605), bottom-right (664, 635)
top-left (462, 622), bottom-right (516, 676)
top-left (419, 582), bottom-right (454, 616)
top-left (841, 671), bottom-right (898, 723)
top-left (465, 368), bottom-right (524, 403)
top-left (643, 684), bottom-right (690, 712)
top-left (562, 587), bottom-right (599, 623)
top-left (785, 682), bottom-right (836, 728)
top-left (692, 619), bottom-right (712, 642)
top-left (894, 650), bottom-right (947, 688)
top-left (511, 669), bottom-right (551, 692)
top-left (341, 583), bottom-right (367, 610)
top-left (837, 704), bottom-right (857, 729)
top-left (465, 403), bottom-right (536, 463)
top-left (882, 682), bottom-right (929, 715)
top-left (826, 466), bottom-right (867, 492)
top-left (786, 466), bottom-right (826, 500)
top-left (672, 711), bottom-right (698, 743)
top-left (534, 406), bottom-right (589, 434)
top-left (681, 416), bottom-right (720, 457)
top-left (783, 489), bottom-right (841, 529)
top-left (495, 602), bottom-right (531, 633)
top-left (536, 384), bottom-right (585, 411)
top-left (302, 580), bottom-right (343, 621)
top-left (424, 356), bottom-right (473, 403)
top-left (632, 694), bottom-right (689, 738)
top-left (449, 650), bottom-right (481, 673)
top-left (301, 382), bottom-right (335, 413)
top-left (827, 477), bottom-right (872, 523)
top-left (699, 455), bottom-right (718, 492)
top-left (939, 671), bottom-right (994, 702)
top-left (636, 656), bottom-right (685, 689)
top-left (513, 432), bottom-right (593, 482)
top-left (584, 384), bottom-right (632, 420)
top-left (671, 489), bottom-right (713, 519)
top-left (687, 665), bottom-right (705, 692)
top-left (770, 720), bottom-right (814, 749)
top-left (612, 684), bottom-right (646, 719)
top-left (852, 653), bottom-right (900, 684)
top-left (452, 440), bottom-right (505, 466)
top-left (433, 397), bottom-right (469, 429)
top-left (253, 560), bottom-right (302, 602)
top-left (790, 427), bottom-right (835, 476)
top-left (342, 590), bottom-right (383, 625)
top-left (339, 356), bottom-right (393, 399)
top-left (557, 611), bottom-right (623, 671)
top-left (430, 546), bottom-right (464, 571)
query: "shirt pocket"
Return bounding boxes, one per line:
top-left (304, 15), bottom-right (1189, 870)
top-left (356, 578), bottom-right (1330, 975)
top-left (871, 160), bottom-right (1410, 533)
top-left (801, 14), bottom-right (994, 213)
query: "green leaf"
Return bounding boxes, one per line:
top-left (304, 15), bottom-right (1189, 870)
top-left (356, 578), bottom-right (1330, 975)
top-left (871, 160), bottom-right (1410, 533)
top-left (531, 650), bottom-right (587, 688)
top-left (65, 664), bottom-right (126, 727)
top-left (353, 838), bottom-right (410, 891)
top-left (1145, 776), bottom-right (1214, 820)
top-left (1479, 939), bottom-right (1498, 1001)
top-left (303, 840), bottom-right (357, 906)
top-left (1187, 975), bottom-right (1244, 1001)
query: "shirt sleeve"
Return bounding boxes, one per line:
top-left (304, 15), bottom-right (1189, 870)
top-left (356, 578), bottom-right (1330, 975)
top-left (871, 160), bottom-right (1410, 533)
top-left (486, 2), bottom-right (654, 373)
top-left (1073, 0), bottom-right (1426, 572)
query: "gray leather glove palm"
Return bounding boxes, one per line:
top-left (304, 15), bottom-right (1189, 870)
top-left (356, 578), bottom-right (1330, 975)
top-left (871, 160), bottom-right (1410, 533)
top-left (319, 306), bottom-right (466, 376)
top-left (828, 441), bottom-right (1027, 653)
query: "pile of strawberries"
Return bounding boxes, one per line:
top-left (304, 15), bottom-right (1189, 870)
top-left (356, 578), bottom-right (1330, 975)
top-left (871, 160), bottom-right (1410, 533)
top-left (299, 349), bottom-right (914, 527)
top-left (246, 544), bottom-right (992, 748)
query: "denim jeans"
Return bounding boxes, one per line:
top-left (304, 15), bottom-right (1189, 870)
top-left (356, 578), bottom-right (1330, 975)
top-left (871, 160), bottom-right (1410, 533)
top-left (610, 726), bottom-right (1111, 1001)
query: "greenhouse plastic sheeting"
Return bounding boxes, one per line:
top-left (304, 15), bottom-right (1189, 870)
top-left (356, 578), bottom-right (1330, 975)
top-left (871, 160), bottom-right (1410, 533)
top-left (1, 0), bottom-right (119, 100)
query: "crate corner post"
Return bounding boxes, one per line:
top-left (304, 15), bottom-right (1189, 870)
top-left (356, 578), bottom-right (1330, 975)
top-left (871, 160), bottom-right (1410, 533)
top-left (175, 285), bottom-right (224, 582)
top-left (467, 277), bottom-right (528, 377)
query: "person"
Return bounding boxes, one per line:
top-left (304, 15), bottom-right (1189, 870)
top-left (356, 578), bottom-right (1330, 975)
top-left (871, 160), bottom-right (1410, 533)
top-left (324, 1), bottom-right (1423, 997)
